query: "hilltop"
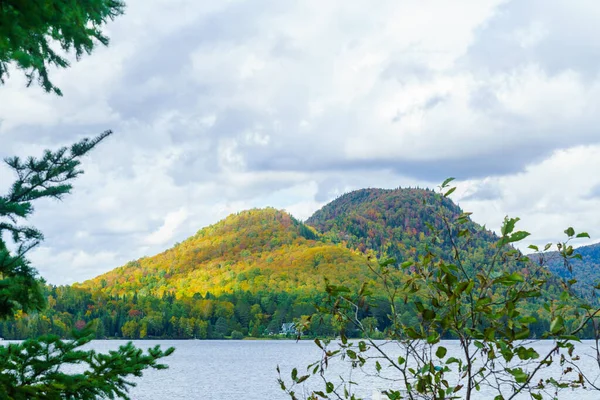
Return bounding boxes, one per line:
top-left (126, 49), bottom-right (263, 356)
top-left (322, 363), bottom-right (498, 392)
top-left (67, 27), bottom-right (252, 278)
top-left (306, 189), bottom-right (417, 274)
top-left (82, 188), bottom-right (502, 299)
top-left (79, 207), bottom-right (374, 297)
top-left (306, 187), bottom-right (498, 266)
top-left (543, 241), bottom-right (600, 293)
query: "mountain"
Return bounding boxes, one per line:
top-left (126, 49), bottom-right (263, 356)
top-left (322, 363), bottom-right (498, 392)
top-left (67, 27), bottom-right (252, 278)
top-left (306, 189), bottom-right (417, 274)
top-left (306, 187), bottom-right (498, 266)
top-left (544, 242), bottom-right (600, 290)
top-left (83, 188), bottom-right (502, 299)
top-left (78, 207), bottom-right (374, 298)
top-left (1, 187), bottom-right (556, 340)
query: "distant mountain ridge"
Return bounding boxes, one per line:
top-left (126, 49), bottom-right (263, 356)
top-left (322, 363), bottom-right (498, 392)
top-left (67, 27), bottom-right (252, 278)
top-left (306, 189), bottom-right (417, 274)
top-left (544, 242), bottom-right (600, 289)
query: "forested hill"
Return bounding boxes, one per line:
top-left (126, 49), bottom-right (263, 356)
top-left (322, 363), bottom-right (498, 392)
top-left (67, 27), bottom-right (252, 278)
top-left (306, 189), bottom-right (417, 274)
top-left (82, 188), bottom-right (502, 300)
top-left (1, 188), bottom-right (564, 340)
top-left (544, 242), bottom-right (600, 289)
top-left (306, 187), bottom-right (498, 265)
top-left (78, 207), bottom-right (375, 298)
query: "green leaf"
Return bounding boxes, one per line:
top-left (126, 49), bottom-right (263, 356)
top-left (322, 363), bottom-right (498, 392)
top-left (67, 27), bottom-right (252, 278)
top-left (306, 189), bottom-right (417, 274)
top-left (444, 187), bottom-right (456, 197)
top-left (506, 272), bottom-right (524, 282)
top-left (564, 227), bottom-right (575, 237)
top-left (514, 327), bottom-right (530, 340)
top-left (441, 177), bottom-right (455, 188)
top-left (509, 231), bottom-right (530, 243)
top-left (326, 381), bottom-right (334, 393)
top-left (358, 341), bottom-right (367, 352)
top-left (519, 316), bottom-right (537, 324)
top-left (427, 332), bottom-right (440, 344)
top-left (576, 232), bottom-right (590, 238)
top-left (436, 346), bottom-right (447, 359)
top-left (416, 377), bottom-right (427, 393)
top-left (496, 272), bottom-right (525, 285)
top-left (380, 258), bottom-right (397, 267)
top-left (458, 229), bottom-right (470, 237)
top-left (516, 346), bottom-right (539, 360)
top-left (550, 316), bottom-right (564, 334)
top-left (501, 217), bottom-right (519, 236)
top-left (422, 309), bottom-right (436, 321)
top-left (508, 368), bottom-right (528, 383)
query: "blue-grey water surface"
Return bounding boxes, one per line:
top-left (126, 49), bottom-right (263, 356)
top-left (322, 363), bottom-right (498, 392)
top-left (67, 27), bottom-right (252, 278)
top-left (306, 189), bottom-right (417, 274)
top-left (15, 339), bottom-right (600, 399)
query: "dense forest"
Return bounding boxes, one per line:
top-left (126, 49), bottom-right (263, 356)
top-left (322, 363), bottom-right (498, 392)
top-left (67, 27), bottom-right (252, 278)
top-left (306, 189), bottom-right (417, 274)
top-left (544, 242), bottom-right (600, 292)
top-left (307, 188), bottom-right (500, 272)
top-left (2, 188), bottom-right (597, 340)
top-left (0, 285), bottom-right (347, 340)
top-left (78, 208), bottom-right (376, 297)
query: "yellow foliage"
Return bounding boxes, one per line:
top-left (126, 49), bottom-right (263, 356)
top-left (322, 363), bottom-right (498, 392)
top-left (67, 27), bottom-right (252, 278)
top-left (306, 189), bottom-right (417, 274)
top-left (78, 208), bottom-right (376, 299)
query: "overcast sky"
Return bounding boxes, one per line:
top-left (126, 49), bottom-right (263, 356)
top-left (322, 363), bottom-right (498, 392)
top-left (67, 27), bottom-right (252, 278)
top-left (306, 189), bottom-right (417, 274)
top-left (1, 0), bottom-right (600, 285)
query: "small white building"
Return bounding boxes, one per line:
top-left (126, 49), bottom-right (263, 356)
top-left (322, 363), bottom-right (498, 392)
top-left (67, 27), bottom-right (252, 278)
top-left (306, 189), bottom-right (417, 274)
top-left (280, 322), bottom-right (298, 335)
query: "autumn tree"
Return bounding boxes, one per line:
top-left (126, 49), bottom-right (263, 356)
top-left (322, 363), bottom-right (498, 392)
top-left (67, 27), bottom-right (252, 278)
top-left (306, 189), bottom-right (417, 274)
top-left (280, 179), bottom-right (600, 400)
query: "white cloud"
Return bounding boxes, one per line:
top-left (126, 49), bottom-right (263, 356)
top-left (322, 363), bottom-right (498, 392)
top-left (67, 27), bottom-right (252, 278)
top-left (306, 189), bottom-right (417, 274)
top-left (460, 144), bottom-right (600, 247)
top-left (514, 21), bottom-right (549, 49)
top-left (2, 0), bottom-right (600, 284)
top-left (144, 208), bottom-right (190, 246)
top-left (30, 248), bottom-right (120, 285)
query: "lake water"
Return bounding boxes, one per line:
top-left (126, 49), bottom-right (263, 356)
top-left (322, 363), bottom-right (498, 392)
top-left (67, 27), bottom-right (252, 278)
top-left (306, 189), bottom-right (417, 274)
top-left (11, 339), bottom-right (600, 399)
top-left (91, 339), bottom-right (325, 400)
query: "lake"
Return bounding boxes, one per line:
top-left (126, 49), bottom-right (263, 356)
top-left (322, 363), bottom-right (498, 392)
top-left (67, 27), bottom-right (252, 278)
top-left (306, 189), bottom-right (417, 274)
top-left (14, 339), bottom-right (600, 399)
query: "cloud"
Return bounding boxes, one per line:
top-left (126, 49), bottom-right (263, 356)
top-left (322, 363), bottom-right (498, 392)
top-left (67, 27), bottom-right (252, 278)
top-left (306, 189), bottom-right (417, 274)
top-left (464, 0), bottom-right (600, 79)
top-left (585, 184), bottom-right (600, 199)
top-left (2, 0), bottom-right (600, 283)
top-left (459, 144), bottom-right (600, 247)
top-left (144, 208), bottom-right (189, 246)
top-left (30, 248), bottom-right (121, 285)
top-left (461, 180), bottom-right (503, 201)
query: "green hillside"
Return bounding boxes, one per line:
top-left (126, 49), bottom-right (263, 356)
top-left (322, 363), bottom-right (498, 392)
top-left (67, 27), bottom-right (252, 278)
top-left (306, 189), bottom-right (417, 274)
top-left (544, 241), bottom-right (600, 294)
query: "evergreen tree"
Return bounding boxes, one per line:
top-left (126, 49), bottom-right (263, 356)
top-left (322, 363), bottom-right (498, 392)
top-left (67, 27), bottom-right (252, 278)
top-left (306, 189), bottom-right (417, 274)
top-left (0, 133), bottom-right (174, 399)
top-left (0, 1), bottom-right (175, 397)
top-left (0, 0), bottom-right (125, 95)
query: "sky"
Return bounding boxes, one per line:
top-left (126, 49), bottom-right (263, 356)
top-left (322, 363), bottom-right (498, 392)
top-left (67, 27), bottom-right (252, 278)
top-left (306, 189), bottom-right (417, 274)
top-left (1, 0), bottom-right (600, 285)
